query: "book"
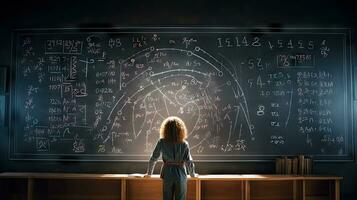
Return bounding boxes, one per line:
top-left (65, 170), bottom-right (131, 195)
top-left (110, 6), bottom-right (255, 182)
top-left (309, 156), bottom-right (314, 174)
top-left (292, 157), bottom-right (298, 175)
top-left (285, 158), bottom-right (292, 174)
top-left (275, 158), bottom-right (282, 174)
top-left (298, 154), bottom-right (305, 175)
top-left (281, 156), bottom-right (287, 174)
top-left (275, 157), bottom-right (285, 174)
top-left (304, 156), bottom-right (313, 174)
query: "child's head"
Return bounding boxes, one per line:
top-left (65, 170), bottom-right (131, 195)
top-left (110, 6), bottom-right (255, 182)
top-left (160, 116), bottom-right (187, 144)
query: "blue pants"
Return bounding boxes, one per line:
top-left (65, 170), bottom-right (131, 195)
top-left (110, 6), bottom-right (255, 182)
top-left (163, 178), bottom-right (187, 200)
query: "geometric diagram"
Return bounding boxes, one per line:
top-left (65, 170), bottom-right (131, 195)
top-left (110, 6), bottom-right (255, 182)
top-left (94, 46), bottom-right (253, 156)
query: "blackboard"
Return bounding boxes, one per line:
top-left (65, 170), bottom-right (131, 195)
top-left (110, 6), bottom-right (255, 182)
top-left (10, 28), bottom-right (353, 161)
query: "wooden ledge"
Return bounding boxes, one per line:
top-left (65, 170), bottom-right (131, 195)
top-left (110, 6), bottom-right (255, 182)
top-left (0, 172), bottom-right (342, 180)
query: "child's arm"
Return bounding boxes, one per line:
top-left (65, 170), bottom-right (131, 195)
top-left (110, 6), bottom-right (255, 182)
top-left (146, 139), bottom-right (162, 175)
top-left (183, 141), bottom-right (197, 177)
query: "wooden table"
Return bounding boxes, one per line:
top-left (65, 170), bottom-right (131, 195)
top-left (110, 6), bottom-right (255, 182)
top-left (0, 173), bottom-right (341, 200)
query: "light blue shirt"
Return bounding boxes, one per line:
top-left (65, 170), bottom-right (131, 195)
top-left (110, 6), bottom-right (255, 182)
top-left (147, 139), bottom-right (196, 178)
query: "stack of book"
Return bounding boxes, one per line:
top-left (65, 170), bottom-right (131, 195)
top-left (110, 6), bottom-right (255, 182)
top-left (275, 155), bottom-right (313, 175)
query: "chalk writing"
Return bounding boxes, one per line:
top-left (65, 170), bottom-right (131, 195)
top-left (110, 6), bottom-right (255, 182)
top-left (11, 29), bottom-right (352, 161)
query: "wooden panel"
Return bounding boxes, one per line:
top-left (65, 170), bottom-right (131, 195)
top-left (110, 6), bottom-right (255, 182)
top-left (187, 179), bottom-right (197, 200)
top-left (0, 178), bottom-right (27, 200)
top-left (0, 174), bottom-right (342, 200)
top-left (245, 180), bottom-right (250, 200)
top-left (126, 179), bottom-right (195, 200)
top-left (250, 180), bottom-right (294, 200)
top-left (305, 180), bottom-right (331, 199)
top-left (121, 179), bottom-right (126, 200)
top-left (28, 178), bottom-right (33, 200)
top-left (201, 180), bottom-right (243, 200)
top-left (294, 180), bottom-right (304, 200)
top-left (33, 179), bottom-right (121, 200)
top-left (126, 179), bottom-right (162, 200)
top-left (334, 180), bottom-right (340, 200)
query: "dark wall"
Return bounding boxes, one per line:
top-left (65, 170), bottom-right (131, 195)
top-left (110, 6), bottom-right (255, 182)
top-left (0, 0), bottom-right (356, 199)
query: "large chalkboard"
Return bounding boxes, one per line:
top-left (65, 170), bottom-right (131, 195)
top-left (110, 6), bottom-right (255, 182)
top-left (10, 28), bottom-right (353, 161)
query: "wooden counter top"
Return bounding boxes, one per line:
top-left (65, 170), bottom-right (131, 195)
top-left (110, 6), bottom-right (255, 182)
top-left (0, 172), bottom-right (342, 200)
top-left (0, 172), bottom-right (342, 180)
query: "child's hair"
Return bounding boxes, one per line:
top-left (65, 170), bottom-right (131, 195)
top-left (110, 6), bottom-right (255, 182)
top-left (159, 116), bottom-right (187, 144)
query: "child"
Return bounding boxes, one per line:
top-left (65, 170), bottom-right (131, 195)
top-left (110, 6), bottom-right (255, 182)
top-left (145, 116), bottom-right (197, 200)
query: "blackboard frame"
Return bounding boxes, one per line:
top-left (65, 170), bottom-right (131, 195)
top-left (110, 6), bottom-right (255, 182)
top-left (8, 27), bottom-right (355, 162)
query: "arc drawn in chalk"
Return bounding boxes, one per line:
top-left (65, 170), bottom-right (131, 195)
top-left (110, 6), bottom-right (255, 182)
top-left (122, 84), bottom-right (173, 139)
top-left (285, 88), bottom-right (293, 128)
top-left (155, 47), bottom-right (253, 136)
top-left (221, 106), bottom-right (241, 151)
top-left (125, 68), bottom-right (151, 86)
top-left (100, 45), bottom-right (254, 150)
top-left (190, 131), bottom-right (211, 150)
top-left (102, 81), bottom-right (170, 141)
top-left (223, 123), bottom-right (233, 152)
top-left (179, 98), bottom-right (202, 138)
top-left (151, 69), bottom-right (210, 78)
top-left (174, 85), bottom-right (188, 106)
top-left (111, 47), bottom-right (214, 119)
top-left (131, 95), bottom-right (149, 139)
top-left (216, 52), bottom-right (254, 136)
top-left (120, 47), bottom-right (153, 64)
